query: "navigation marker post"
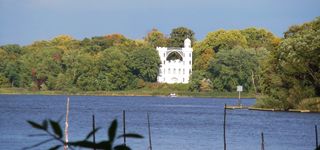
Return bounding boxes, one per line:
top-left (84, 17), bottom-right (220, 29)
top-left (237, 85), bottom-right (243, 106)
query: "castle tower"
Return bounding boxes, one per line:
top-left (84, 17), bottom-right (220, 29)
top-left (156, 38), bottom-right (193, 84)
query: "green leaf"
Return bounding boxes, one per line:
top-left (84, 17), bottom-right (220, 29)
top-left (69, 140), bottom-right (96, 148)
top-left (27, 120), bottom-right (45, 130)
top-left (95, 141), bottom-right (112, 149)
top-left (117, 133), bottom-right (143, 139)
top-left (48, 145), bottom-right (61, 150)
top-left (49, 120), bottom-right (62, 138)
top-left (84, 127), bottom-right (101, 140)
top-left (42, 120), bottom-right (48, 130)
top-left (108, 119), bottom-right (117, 142)
top-left (114, 144), bottom-right (131, 150)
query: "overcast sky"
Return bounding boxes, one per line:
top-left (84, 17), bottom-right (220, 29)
top-left (0, 0), bottom-right (319, 45)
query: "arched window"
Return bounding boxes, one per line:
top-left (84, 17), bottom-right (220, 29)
top-left (168, 68), bottom-right (171, 74)
top-left (173, 68), bottom-right (176, 74)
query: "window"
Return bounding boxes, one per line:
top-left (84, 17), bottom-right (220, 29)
top-left (189, 61), bottom-right (191, 65)
top-left (163, 53), bottom-right (165, 57)
top-left (189, 53), bottom-right (191, 57)
top-left (183, 69), bottom-right (185, 74)
top-left (179, 69), bottom-right (181, 74)
top-left (183, 78), bottom-right (185, 82)
top-left (164, 61), bottom-right (165, 64)
top-left (168, 68), bottom-right (171, 74)
top-left (173, 68), bottom-right (176, 74)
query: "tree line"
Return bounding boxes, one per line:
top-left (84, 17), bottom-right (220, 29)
top-left (0, 17), bottom-right (319, 110)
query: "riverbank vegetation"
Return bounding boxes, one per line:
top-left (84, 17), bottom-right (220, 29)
top-left (0, 17), bottom-right (319, 111)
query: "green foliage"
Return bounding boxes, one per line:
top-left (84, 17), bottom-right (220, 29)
top-left (169, 27), bottom-right (195, 47)
top-left (0, 45), bottom-right (22, 87)
top-left (298, 97), bottom-right (320, 112)
top-left (188, 70), bottom-right (209, 92)
top-left (240, 27), bottom-right (280, 50)
top-left (259, 17), bottom-right (320, 110)
top-left (128, 47), bottom-right (161, 82)
top-left (26, 118), bottom-right (143, 150)
top-left (193, 29), bottom-right (248, 71)
top-left (144, 28), bottom-right (168, 47)
top-left (0, 33), bottom-right (163, 92)
top-left (208, 47), bottom-right (259, 92)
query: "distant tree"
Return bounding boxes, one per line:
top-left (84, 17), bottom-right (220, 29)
top-left (51, 35), bottom-right (75, 45)
top-left (193, 29), bottom-right (247, 71)
top-left (89, 34), bottom-right (129, 52)
top-left (169, 27), bottom-right (195, 47)
top-left (240, 27), bottom-right (280, 50)
top-left (0, 44), bottom-right (22, 87)
top-left (189, 70), bottom-right (209, 92)
top-left (20, 46), bottom-right (64, 90)
top-left (62, 49), bottom-right (96, 90)
top-left (144, 28), bottom-right (168, 47)
top-left (208, 47), bottom-right (259, 92)
top-left (128, 47), bottom-right (161, 82)
top-left (259, 17), bottom-right (320, 110)
top-left (99, 47), bottom-right (133, 90)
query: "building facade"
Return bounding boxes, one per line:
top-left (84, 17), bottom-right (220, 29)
top-left (156, 38), bottom-right (193, 84)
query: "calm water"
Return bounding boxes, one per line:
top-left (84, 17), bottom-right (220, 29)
top-left (0, 95), bottom-right (319, 150)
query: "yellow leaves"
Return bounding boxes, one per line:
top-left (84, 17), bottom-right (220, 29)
top-left (271, 37), bottom-right (282, 48)
top-left (51, 35), bottom-right (74, 44)
top-left (193, 48), bottom-right (214, 71)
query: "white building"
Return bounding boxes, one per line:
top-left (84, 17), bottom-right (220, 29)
top-left (156, 38), bottom-right (193, 84)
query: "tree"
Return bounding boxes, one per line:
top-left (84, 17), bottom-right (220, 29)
top-left (193, 29), bottom-right (248, 71)
top-left (98, 47), bottom-right (133, 90)
top-left (128, 47), bottom-right (161, 82)
top-left (259, 17), bottom-right (320, 110)
top-left (169, 27), bottom-right (195, 47)
top-left (189, 70), bottom-right (209, 92)
top-left (20, 46), bottom-right (64, 90)
top-left (240, 27), bottom-right (280, 50)
top-left (0, 44), bottom-right (23, 87)
top-left (144, 28), bottom-right (168, 48)
top-left (62, 49), bottom-right (96, 91)
top-left (208, 47), bottom-right (259, 92)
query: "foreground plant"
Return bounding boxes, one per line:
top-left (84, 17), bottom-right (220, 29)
top-left (25, 119), bottom-right (143, 150)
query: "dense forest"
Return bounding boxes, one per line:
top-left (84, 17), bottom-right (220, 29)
top-left (0, 17), bottom-right (319, 111)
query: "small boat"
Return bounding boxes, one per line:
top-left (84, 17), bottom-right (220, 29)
top-left (168, 93), bottom-right (177, 97)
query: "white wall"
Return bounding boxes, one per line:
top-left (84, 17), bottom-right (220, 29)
top-left (156, 39), bottom-right (193, 84)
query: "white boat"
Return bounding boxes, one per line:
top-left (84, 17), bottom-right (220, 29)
top-left (168, 93), bottom-right (177, 97)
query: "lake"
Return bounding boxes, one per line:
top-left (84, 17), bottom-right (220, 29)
top-left (0, 95), bottom-right (319, 150)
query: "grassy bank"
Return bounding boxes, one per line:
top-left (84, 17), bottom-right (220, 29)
top-left (0, 88), bottom-right (256, 98)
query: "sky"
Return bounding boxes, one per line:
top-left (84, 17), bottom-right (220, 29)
top-left (0, 0), bottom-right (319, 45)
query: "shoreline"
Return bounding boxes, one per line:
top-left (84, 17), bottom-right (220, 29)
top-left (0, 88), bottom-right (256, 98)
